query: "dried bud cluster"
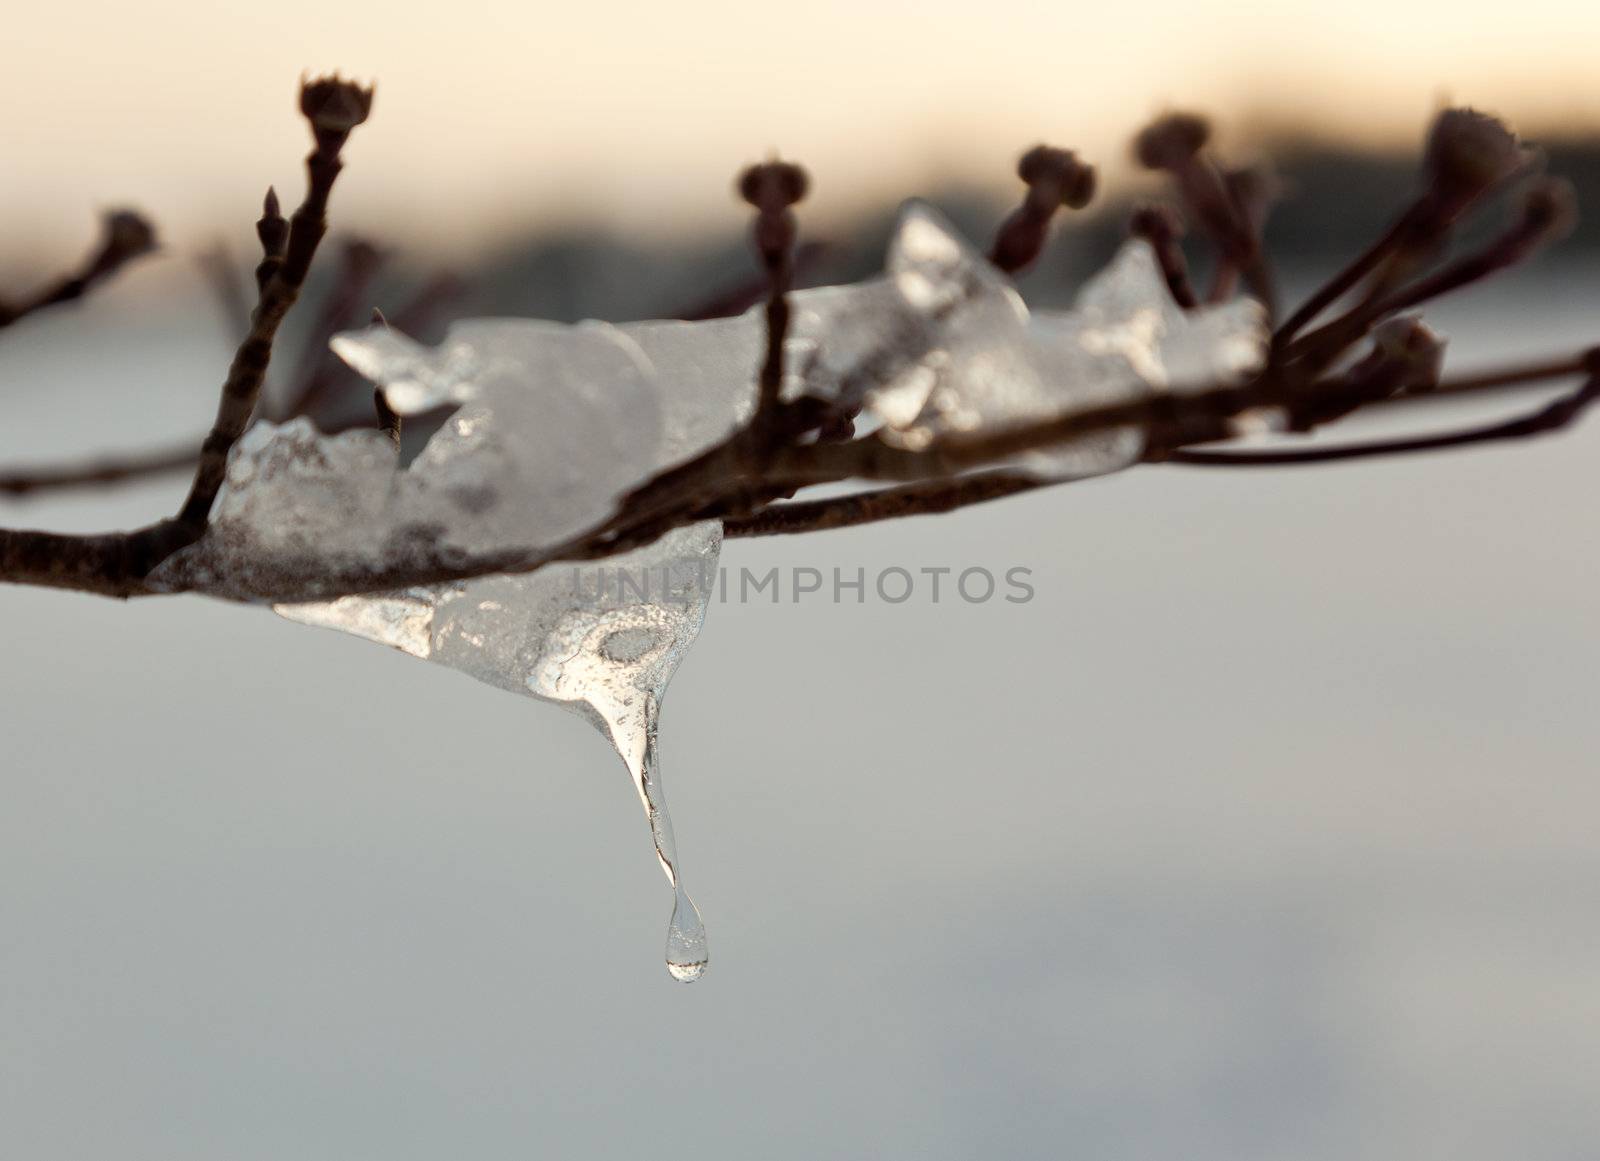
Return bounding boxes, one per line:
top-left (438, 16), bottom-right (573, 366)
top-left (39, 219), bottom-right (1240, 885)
top-left (988, 143), bottom-right (1097, 274)
top-left (1133, 112), bottom-right (1211, 171)
top-left (1422, 107), bottom-right (1533, 210)
top-left (75, 209), bottom-right (158, 286)
top-left (738, 161), bottom-right (809, 213)
top-left (738, 159), bottom-right (809, 268)
top-left (1131, 109), bottom-right (1268, 301)
top-left (99, 210), bottom-right (156, 265)
top-left (299, 74), bottom-right (375, 147)
top-left (1017, 145), bottom-right (1096, 209)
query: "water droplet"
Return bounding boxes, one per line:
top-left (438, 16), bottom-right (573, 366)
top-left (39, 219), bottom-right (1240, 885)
top-left (665, 885), bottom-right (708, 983)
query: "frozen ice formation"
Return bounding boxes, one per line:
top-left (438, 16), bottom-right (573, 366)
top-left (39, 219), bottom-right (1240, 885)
top-left (280, 522), bottom-right (723, 982)
top-left (149, 321), bottom-right (669, 602)
top-left (145, 199), bottom-right (1267, 979)
top-left (869, 202), bottom-right (1268, 479)
top-left (148, 202), bottom-right (1266, 601)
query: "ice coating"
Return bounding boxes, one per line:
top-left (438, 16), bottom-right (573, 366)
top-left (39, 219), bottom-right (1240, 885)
top-left (149, 321), bottom-right (663, 601)
top-left (148, 202), bottom-right (1268, 979)
top-left (273, 317), bottom-right (746, 979)
top-left (870, 202), bottom-right (1269, 480)
top-left (148, 201), bottom-right (1266, 602)
top-left (282, 523), bottom-right (721, 980)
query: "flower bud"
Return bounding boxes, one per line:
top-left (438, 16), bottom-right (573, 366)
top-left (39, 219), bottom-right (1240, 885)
top-left (299, 74), bottom-right (375, 136)
top-left (256, 186), bottom-right (287, 254)
top-left (1422, 107), bottom-right (1531, 209)
top-left (1133, 112), bottom-right (1210, 171)
top-left (738, 160), bottom-right (809, 213)
top-left (103, 210), bottom-right (155, 261)
top-left (1017, 145), bottom-right (1096, 208)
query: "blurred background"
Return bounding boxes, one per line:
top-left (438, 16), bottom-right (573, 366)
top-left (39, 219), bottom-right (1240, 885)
top-left (3, 2), bottom-right (1599, 1159)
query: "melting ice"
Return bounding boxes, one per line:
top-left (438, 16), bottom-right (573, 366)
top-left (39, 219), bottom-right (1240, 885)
top-left (147, 201), bottom-right (1267, 980)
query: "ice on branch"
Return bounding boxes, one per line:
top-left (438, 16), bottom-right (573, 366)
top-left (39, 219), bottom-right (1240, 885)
top-left (142, 201), bottom-right (1265, 979)
top-left (148, 202), bottom-right (1265, 602)
top-left (282, 522), bottom-right (723, 982)
top-left (151, 322), bottom-right (668, 600)
top-left (870, 203), bottom-right (1268, 479)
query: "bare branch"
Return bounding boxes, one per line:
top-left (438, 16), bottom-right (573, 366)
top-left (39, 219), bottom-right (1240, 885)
top-left (0, 442), bottom-right (197, 498)
top-left (0, 74), bottom-right (372, 597)
top-left (737, 159), bottom-right (808, 431)
top-left (1134, 112), bottom-right (1276, 319)
top-left (1166, 370), bottom-right (1600, 468)
top-left (726, 474), bottom-right (1043, 537)
top-left (176, 75), bottom-right (373, 529)
top-left (1287, 178), bottom-right (1577, 365)
top-left (1129, 204), bottom-right (1198, 309)
top-left (0, 95), bottom-right (1593, 611)
top-left (0, 210), bottom-right (156, 331)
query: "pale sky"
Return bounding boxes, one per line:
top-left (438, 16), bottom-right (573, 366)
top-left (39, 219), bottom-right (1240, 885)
top-left (4, 0), bottom-right (1600, 255)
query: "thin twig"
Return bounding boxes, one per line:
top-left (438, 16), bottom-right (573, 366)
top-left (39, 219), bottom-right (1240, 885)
top-left (0, 76), bottom-right (373, 596)
top-left (0, 442), bottom-right (197, 498)
top-left (1274, 204), bottom-right (1423, 341)
top-left (1165, 372), bottom-right (1599, 467)
top-left (725, 474), bottom-right (1043, 537)
top-left (369, 308), bottom-right (402, 447)
top-left (738, 160), bottom-right (807, 428)
top-left (0, 211), bottom-right (156, 331)
top-left (1129, 204), bottom-right (1197, 309)
top-left (1287, 179), bottom-right (1576, 365)
top-left (1133, 113), bottom-right (1276, 319)
top-left (176, 76), bottom-right (372, 528)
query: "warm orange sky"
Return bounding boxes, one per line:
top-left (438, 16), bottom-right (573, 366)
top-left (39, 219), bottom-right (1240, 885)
top-left (4, 0), bottom-right (1600, 256)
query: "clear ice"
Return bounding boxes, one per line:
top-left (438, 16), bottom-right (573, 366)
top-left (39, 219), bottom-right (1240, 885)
top-left (146, 201), bottom-right (1267, 980)
top-left (282, 523), bottom-right (722, 982)
top-left (870, 202), bottom-right (1268, 479)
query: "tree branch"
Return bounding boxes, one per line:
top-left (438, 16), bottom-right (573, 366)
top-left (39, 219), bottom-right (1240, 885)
top-left (177, 79), bottom-right (372, 527)
top-left (0, 97), bottom-right (1594, 607)
top-left (0, 75), bottom-right (372, 597)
